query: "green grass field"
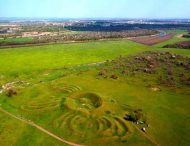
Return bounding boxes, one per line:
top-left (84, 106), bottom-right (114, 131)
top-left (0, 29), bottom-right (190, 146)
top-left (0, 39), bottom-right (149, 76)
top-left (0, 37), bottom-right (33, 44)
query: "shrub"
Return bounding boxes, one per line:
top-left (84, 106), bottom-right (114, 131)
top-left (5, 88), bottom-right (17, 97)
top-left (124, 109), bottom-right (144, 122)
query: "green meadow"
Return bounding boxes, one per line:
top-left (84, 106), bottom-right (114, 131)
top-left (0, 40), bottom-right (149, 76)
top-left (0, 30), bottom-right (190, 146)
top-left (0, 37), bottom-right (33, 44)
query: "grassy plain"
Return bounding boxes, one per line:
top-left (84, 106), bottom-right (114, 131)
top-left (0, 37), bottom-right (33, 44)
top-left (0, 40), bottom-right (149, 76)
top-left (0, 30), bottom-right (190, 146)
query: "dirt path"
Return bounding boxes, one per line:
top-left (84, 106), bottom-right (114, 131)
top-left (0, 106), bottom-right (161, 146)
top-left (133, 124), bottom-right (161, 146)
top-left (0, 107), bottom-right (84, 146)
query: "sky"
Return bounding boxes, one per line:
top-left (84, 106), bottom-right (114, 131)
top-left (0, 0), bottom-right (190, 19)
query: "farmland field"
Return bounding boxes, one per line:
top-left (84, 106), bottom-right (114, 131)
top-left (0, 29), bottom-right (190, 146)
top-left (129, 33), bottom-right (176, 46)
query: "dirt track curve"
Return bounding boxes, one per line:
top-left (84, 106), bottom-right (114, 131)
top-left (133, 124), bottom-right (161, 146)
top-left (0, 107), bottom-right (84, 146)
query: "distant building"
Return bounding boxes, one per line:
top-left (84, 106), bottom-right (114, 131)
top-left (22, 32), bottom-right (52, 37)
top-left (0, 29), bottom-right (8, 34)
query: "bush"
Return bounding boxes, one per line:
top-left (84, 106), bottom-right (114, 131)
top-left (110, 74), bottom-right (118, 79)
top-left (60, 98), bottom-right (66, 111)
top-left (124, 112), bottom-right (137, 122)
top-left (124, 109), bottom-right (144, 122)
top-left (5, 88), bottom-right (17, 97)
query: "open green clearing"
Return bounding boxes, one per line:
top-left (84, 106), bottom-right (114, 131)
top-left (0, 30), bottom-right (190, 146)
top-left (0, 37), bottom-right (33, 44)
top-left (0, 39), bottom-right (149, 76)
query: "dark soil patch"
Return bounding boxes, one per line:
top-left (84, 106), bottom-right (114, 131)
top-left (163, 41), bottom-right (190, 49)
top-left (183, 32), bottom-right (190, 38)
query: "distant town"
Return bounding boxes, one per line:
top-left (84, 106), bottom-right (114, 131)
top-left (1, 18), bottom-right (190, 35)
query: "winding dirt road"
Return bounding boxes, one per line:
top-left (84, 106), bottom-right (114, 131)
top-left (0, 107), bottom-right (84, 146)
top-left (133, 124), bottom-right (161, 146)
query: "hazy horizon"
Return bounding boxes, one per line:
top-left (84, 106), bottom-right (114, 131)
top-left (0, 17), bottom-right (190, 20)
top-left (0, 0), bottom-right (190, 19)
